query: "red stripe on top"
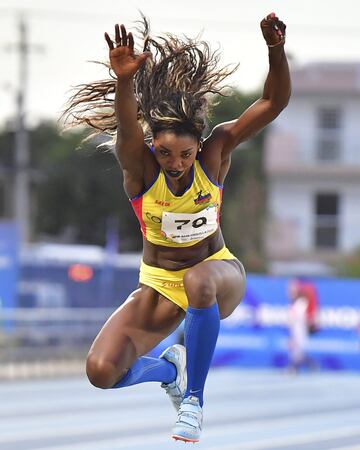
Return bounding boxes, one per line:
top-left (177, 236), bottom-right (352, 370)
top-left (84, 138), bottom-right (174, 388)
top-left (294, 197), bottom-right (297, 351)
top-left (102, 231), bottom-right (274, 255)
top-left (130, 196), bottom-right (146, 238)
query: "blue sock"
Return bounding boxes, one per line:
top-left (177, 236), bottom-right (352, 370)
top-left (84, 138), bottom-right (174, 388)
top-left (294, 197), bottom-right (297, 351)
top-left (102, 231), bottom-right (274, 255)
top-left (111, 356), bottom-right (176, 389)
top-left (184, 303), bottom-right (220, 407)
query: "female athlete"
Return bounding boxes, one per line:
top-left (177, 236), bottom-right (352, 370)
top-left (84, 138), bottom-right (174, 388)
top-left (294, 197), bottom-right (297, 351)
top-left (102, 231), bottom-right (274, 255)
top-left (64, 12), bottom-right (290, 443)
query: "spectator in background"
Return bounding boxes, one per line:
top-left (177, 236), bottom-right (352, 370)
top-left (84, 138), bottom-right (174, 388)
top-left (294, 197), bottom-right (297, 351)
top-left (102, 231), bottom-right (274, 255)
top-left (290, 278), bottom-right (320, 334)
top-left (287, 279), bottom-right (319, 373)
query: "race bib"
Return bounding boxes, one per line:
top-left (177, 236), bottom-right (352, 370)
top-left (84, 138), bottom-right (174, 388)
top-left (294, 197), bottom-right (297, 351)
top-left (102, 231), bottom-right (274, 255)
top-left (161, 206), bottom-right (218, 243)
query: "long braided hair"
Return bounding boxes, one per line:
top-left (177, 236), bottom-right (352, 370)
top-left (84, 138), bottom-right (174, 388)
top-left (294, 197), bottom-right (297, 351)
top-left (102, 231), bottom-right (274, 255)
top-left (62, 15), bottom-right (238, 143)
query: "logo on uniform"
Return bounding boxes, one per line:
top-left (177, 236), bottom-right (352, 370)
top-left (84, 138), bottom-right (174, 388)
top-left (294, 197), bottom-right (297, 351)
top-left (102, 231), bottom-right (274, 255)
top-left (194, 190), bottom-right (212, 205)
top-left (155, 200), bottom-right (170, 207)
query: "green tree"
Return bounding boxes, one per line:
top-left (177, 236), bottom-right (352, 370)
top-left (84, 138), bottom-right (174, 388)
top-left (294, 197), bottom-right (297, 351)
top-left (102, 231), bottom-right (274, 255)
top-left (32, 123), bottom-right (142, 250)
top-left (0, 122), bottom-right (141, 250)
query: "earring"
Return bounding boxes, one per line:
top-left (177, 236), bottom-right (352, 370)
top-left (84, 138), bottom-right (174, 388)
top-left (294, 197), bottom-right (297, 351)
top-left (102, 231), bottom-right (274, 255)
top-left (198, 138), bottom-right (204, 152)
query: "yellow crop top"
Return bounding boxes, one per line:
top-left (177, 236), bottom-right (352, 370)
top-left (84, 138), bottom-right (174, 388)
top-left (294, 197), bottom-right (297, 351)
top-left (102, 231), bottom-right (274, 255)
top-left (130, 157), bottom-right (223, 247)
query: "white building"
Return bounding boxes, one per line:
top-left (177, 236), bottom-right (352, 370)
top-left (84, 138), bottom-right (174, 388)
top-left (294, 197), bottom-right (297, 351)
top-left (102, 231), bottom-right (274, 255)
top-left (265, 62), bottom-right (360, 275)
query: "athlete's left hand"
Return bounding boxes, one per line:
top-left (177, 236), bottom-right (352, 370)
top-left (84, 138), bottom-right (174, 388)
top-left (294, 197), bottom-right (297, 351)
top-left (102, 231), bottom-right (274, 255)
top-left (261, 13), bottom-right (286, 46)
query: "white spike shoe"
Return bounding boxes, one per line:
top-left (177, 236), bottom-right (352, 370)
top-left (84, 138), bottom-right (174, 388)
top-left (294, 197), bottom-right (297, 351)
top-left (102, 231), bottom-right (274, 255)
top-left (172, 395), bottom-right (203, 443)
top-left (160, 344), bottom-right (187, 411)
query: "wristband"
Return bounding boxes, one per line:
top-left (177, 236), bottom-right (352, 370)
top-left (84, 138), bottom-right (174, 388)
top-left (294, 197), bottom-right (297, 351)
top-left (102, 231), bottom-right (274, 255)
top-left (267, 37), bottom-right (285, 48)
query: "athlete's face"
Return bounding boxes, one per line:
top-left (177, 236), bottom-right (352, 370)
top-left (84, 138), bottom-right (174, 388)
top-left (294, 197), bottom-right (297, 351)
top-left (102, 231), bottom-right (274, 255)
top-left (152, 131), bottom-right (200, 179)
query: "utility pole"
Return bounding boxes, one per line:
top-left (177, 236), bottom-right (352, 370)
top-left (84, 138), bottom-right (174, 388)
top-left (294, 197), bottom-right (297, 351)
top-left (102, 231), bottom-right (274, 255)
top-left (13, 16), bottom-right (32, 246)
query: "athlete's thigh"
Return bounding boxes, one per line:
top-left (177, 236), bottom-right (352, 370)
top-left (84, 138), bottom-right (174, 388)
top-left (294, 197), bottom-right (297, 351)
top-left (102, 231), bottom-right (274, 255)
top-left (89, 285), bottom-right (185, 367)
top-left (186, 259), bottom-right (246, 319)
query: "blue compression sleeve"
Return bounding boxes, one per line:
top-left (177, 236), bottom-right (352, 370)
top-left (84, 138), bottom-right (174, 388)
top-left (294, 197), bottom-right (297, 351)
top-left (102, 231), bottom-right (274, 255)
top-left (111, 356), bottom-right (176, 389)
top-left (184, 303), bottom-right (220, 406)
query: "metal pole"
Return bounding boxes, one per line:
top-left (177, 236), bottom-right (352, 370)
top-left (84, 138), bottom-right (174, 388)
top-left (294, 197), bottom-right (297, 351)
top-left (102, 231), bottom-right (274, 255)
top-left (14, 17), bottom-right (30, 245)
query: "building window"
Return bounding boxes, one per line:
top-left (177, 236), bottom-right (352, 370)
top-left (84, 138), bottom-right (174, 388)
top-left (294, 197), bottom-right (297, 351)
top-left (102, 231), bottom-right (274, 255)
top-left (318, 107), bottom-right (341, 129)
top-left (314, 193), bottom-right (339, 249)
top-left (316, 107), bottom-right (342, 162)
top-left (317, 137), bottom-right (340, 161)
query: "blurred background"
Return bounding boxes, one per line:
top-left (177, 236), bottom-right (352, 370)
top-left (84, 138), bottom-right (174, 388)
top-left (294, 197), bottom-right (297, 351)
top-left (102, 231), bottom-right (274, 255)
top-left (1, 1), bottom-right (360, 449)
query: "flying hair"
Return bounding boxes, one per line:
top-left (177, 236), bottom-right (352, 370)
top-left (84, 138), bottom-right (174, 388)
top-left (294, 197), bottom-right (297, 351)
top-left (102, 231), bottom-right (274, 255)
top-left (61, 14), bottom-right (238, 144)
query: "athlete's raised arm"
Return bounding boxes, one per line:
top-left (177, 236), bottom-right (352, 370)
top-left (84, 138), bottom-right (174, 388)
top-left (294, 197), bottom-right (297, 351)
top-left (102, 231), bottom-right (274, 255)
top-left (105, 24), bottom-right (151, 194)
top-left (210, 13), bottom-right (291, 158)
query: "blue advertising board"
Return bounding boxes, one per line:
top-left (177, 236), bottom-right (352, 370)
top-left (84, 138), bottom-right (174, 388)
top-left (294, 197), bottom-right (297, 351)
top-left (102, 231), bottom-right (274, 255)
top-left (213, 274), bottom-right (360, 371)
top-left (152, 274), bottom-right (360, 372)
top-left (0, 222), bottom-right (19, 310)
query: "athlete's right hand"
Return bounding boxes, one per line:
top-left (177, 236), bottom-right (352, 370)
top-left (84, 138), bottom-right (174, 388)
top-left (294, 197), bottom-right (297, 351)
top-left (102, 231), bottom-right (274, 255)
top-left (104, 24), bottom-right (151, 80)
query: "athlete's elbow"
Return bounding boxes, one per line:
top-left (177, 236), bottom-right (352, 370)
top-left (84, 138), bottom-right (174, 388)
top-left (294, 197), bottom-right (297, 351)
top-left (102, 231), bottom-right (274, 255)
top-left (279, 93), bottom-right (291, 110)
top-left (276, 88), bottom-right (291, 111)
top-left (268, 98), bottom-right (290, 120)
top-left (268, 89), bottom-right (291, 114)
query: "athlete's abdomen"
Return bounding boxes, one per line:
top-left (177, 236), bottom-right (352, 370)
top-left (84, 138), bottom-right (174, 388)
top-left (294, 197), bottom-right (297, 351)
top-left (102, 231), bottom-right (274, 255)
top-left (142, 228), bottom-right (225, 270)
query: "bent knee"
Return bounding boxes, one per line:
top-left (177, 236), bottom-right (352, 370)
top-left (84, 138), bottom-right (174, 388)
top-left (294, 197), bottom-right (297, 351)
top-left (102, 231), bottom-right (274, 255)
top-left (86, 354), bottom-right (126, 389)
top-left (183, 270), bottom-right (216, 308)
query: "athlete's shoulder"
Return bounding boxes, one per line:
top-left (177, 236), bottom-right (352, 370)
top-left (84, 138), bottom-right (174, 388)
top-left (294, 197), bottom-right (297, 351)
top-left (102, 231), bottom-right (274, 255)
top-left (197, 125), bottom-right (231, 184)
